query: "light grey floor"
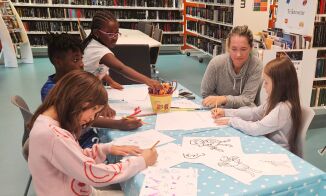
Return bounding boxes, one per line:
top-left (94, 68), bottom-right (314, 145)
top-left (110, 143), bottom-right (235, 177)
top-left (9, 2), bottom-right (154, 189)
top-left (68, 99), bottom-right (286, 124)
top-left (0, 54), bottom-right (325, 196)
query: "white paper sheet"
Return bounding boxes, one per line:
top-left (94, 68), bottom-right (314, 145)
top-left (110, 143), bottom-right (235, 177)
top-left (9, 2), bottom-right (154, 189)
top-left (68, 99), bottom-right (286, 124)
top-left (242, 154), bottom-right (298, 175)
top-left (145, 143), bottom-right (184, 171)
top-left (204, 153), bottom-right (263, 185)
top-left (107, 86), bottom-right (148, 101)
top-left (140, 168), bottom-right (197, 196)
top-left (182, 137), bottom-right (243, 157)
top-left (112, 129), bottom-right (175, 149)
top-left (171, 99), bottom-right (201, 109)
top-left (155, 111), bottom-right (223, 131)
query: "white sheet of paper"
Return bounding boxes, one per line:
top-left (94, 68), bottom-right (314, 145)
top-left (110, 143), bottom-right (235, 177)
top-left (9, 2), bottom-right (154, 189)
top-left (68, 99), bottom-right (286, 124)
top-left (143, 143), bottom-right (184, 172)
top-left (203, 153), bottom-right (262, 185)
top-left (242, 154), bottom-right (298, 175)
top-left (171, 99), bottom-right (201, 109)
top-left (107, 86), bottom-right (148, 101)
top-left (182, 137), bottom-right (243, 158)
top-left (140, 168), bottom-right (197, 196)
top-left (112, 129), bottom-right (175, 149)
top-left (155, 111), bottom-right (222, 131)
top-left (109, 97), bottom-right (153, 114)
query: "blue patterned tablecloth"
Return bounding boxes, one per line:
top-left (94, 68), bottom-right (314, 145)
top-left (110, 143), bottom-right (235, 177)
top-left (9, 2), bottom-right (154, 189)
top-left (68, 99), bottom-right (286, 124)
top-left (102, 85), bottom-right (326, 196)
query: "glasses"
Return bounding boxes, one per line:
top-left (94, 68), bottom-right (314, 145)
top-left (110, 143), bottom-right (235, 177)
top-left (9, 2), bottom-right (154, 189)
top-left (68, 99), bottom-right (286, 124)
top-left (98, 30), bottom-right (121, 38)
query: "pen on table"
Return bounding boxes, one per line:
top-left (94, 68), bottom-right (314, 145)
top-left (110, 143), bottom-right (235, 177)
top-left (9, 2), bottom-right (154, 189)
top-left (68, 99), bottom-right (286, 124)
top-left (134, 112), bottom-right (157, 117)
top-left (150, 140), bottom-right (160, 150)
top-left (170, 107), bottom-right (209, 111)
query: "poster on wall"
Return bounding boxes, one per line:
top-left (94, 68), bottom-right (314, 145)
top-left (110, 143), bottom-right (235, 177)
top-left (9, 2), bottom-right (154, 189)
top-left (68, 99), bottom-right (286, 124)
top-left (275, 0), bottom-right (317, 36)
top-left (253, 0), bottom-right (268, 12)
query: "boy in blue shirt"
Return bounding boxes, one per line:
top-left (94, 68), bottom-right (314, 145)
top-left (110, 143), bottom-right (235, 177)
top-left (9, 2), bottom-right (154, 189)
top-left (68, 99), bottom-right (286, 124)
top-left (41, 33), bottom-right (142, 148)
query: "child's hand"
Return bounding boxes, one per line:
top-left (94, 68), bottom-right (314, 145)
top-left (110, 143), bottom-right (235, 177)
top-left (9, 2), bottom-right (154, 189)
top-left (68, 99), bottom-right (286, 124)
top-left (202, 96), bottom-right (227, 107)
top-left (146, 79), bottom-right (162, 90)
top-left (110, 145), bottom-right (142, 156)
top-left (215, 118), bottom-right (229, 125)
top-left (211, 108), bottom-right (225, 119)
top-left (100, 105), bottom-right (116, 118)
top-left (141, 148), bottom-right (158, 167)
top-left (118, 117), bottom-right (142, 130)
top-left (109, 80), bottom-right (124, 90)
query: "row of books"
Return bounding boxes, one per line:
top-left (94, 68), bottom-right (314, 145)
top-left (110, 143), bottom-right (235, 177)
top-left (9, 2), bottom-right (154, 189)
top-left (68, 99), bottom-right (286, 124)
top-left (311, 85), bottom-right (326, 107)
top-left (15, 7), bottom-right (183, 21)
top-left (317, 0), bottom-right (326, 14)
top-left (46, 0), bottom-right (181, 7)
top-left (186, 35), bottom-right (223, 56)
top-left (22, 20), bottom-right (183, 32)
top-left (189, 0), bottom-right (233, 5)
top-left (316, 58), bottom-right (326, 78)
top-left (148, 10), bottom-right (183, 20)
top-left (162, 34), bottom-right (183, 45)
top-left (187, 21), bottom-right (231, 40)
top-left (313, 22), bottom-right (326, 47)
top-left (23, 21), bottom-right (78, 32)
top-left (10, 32), bottom-right (23, 43)
top-left (260, 28), bottom-right (311, 50)
top-left (3, 16), bottom-right (20, 29)
top-left (186, 6), bottom-right (233, 25)
top-left (27, 33), bottom-right (183, 46)
top-left (0, 2), bottom-right (13, 16)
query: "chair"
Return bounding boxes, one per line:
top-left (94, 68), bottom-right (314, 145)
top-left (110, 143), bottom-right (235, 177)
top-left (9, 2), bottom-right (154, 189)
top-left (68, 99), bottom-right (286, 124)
top-left (137, 22), bottom-right (153, 37)
top-left (11, 95), bottom-right (33, 196)
top-left (109, 44), bottom-right (151, 85)
top-left (295, 106), bottom-right (315, 158)
top-left (150, 27), bottom-right (163, 79)
top-left (77, 19), bottom-right (87, 40)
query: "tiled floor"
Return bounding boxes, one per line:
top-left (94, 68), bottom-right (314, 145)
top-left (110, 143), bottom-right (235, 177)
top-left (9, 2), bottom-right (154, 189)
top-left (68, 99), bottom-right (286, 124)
top-left (0, 54), bottom-right (325, 196)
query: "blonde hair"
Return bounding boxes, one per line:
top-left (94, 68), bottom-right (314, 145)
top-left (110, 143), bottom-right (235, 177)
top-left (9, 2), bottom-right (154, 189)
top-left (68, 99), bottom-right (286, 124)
top-left (227, 25), bottom-right (253, 48)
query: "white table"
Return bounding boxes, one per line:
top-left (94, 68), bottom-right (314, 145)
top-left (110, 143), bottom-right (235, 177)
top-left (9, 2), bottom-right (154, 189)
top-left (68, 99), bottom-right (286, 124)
top-left (85, 28), bottom-right (161, 64)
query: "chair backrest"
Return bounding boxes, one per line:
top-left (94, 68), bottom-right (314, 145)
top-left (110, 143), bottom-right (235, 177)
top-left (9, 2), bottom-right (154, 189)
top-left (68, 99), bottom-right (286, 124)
top-left (152, 27), bottom-right (163, 43)
top-left (78, 24), bottom-right (87, 41)
top-left (109, 44), bottom-right (151, 85)
top-left (11, 95), bottom-right (33, 148)
top-left (254, 81), bottom-right (263, 106)
top-left (295, 106), bottom-right (315, 158)
top-left (138, 22), bottom-right (153, 36)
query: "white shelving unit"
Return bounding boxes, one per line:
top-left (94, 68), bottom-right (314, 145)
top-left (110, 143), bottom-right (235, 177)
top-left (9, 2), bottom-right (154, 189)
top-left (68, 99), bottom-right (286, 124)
top-left (12, 0), bottom-right (184, 55)
top-left (184, 0), bottom-right (270, 61)
top-left (0, 0), bottom-right (33, 67)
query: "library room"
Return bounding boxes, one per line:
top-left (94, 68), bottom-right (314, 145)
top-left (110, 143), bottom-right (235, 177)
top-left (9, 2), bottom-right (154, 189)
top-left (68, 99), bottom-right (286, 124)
top-left (0, 0), bottom-right (325, 195)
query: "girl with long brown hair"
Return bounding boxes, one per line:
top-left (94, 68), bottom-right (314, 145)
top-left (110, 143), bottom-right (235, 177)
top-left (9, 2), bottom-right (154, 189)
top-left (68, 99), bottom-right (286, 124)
top-left (211, 57), bottom-right (301, 153)
top-left (28, 70), bottom-right (157, 195)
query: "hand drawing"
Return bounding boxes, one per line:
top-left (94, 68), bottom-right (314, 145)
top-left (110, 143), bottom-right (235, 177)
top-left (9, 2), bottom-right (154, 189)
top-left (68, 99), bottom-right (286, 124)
top-left (218, 156), bottom-right (261, 177)
top-left (190, 138), bottom-right (233, 152)
top-left (183, 153), bottom-right (205, 159)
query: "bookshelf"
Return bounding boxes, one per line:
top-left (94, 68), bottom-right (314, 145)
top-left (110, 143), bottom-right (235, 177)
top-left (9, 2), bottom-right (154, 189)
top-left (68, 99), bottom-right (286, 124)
top-left (183, 0), bottom-right (270, 61)
top-left (0, 0), bottom-right (33, 67)
top-left (310, 0), bottom-right (326, 114)
top-left (12, 0), bottom-right (184, 55)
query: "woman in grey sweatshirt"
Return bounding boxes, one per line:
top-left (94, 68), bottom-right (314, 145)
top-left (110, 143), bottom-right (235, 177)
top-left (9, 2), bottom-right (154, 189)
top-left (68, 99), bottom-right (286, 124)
top-left (212, 57), bottom-right (302, 153)
top-left (201, 25), bottom-right (263, 108)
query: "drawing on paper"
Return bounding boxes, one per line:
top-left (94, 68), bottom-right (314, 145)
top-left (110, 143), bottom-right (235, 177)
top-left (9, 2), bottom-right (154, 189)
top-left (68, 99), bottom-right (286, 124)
top-left (183, 152), bottom-right (206, 159)
top-left (190, 138), bottom-right (233, 152)
top-left (218, 156), bottom-right (261, 177)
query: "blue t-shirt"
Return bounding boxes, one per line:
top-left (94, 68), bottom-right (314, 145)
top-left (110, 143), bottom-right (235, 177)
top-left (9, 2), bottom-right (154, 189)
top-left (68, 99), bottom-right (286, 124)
top-left (41, 74), bottom-right (56, 102)
top-left (40, 74), bottom-right (99, 148)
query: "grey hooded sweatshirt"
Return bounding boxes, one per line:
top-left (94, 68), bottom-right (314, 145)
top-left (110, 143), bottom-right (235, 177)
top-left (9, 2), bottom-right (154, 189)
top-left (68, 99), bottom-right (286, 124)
top-left (201, 53), bottom-right (262, 108)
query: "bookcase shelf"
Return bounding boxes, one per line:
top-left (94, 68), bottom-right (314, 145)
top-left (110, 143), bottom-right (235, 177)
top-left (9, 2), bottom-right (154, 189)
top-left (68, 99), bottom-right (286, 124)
top-left (310, 1), bottom-right (326, 110)
top-left (0, 0), bottom-right (33, 67)
top-left (12, 0), bottom-right (184, 51)
top-left (183, 0), bottom-right (270, 58)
